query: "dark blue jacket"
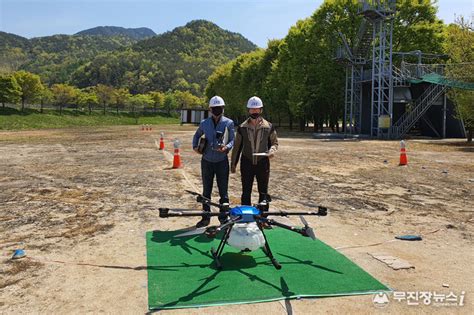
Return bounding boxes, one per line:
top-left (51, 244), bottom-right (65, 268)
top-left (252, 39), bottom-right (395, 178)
top-left (192, 116), bottom-right (235, 163)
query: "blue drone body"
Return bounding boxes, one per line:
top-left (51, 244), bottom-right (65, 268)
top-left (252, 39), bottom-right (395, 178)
top-left (228, 205), bottom-right (260, 223)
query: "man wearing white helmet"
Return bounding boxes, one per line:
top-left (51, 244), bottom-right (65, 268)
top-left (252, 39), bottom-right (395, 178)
top-left (192, 95), bottom-right (235, 227)
top-left (231, 96), bottom-right (278, 206)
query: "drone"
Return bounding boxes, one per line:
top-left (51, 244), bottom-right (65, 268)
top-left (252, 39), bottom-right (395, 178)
top-left (158, 190), bottom-right (328, 270)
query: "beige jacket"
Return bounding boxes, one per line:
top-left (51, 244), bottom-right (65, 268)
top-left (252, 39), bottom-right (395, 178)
top-left (231, 117), bottom-right (278, 167)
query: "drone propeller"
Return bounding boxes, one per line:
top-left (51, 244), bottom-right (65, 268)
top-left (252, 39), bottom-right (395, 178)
top-left (165, 207), bottom-right (202, 212)
top-left (299, 215), bottom-right (316, 240)
top-left (299, 215), bottom-right (309, 226)
top-left (159, 208), bottom-right (226, 217)
top-left (174, 216), bottom-right (243, 238)
top-left (175, 226), bottom-right (209, 237)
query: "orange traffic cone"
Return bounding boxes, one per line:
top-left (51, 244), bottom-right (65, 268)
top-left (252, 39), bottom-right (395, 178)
top-left (172, 139), bottom-right (181, 169)
top-left (159, 132), bottom-right (165, 150)
top-left (399, 140), bottom-right (408, 166)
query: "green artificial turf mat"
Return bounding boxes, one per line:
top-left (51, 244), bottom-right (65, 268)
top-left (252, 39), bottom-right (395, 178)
top-left (146, 228), bottom-right (389, 310)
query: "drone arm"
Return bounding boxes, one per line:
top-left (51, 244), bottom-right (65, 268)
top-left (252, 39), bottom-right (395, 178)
top-left (159, 208), bottom-right (227, 218)
top-left (265, 207), bottom-right (328, 217)
top-left (260, 217), bottom-right (305, 236)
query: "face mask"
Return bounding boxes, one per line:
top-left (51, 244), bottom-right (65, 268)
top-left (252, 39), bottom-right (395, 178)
top-left (250, 113), bottom-right (260, 119)
top-left (211, 107), bottom-right (223, 117)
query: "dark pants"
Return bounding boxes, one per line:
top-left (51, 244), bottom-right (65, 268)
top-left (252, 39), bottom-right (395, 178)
top-left (201, 158), bottom-right (229, 213)
top-left (240, 156), bottom-right (270, 206)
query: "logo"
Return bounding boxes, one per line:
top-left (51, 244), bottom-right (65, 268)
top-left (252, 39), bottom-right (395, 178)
top-left (373, 292), bottom-right (390, 308)
top-left (372, 291), bottom-right (466, 308)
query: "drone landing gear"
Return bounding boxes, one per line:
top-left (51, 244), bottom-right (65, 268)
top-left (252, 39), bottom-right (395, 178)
top-left (260, 226), bottom-right (282, 270)
top-left (211, 224), bottom-right (233, 270)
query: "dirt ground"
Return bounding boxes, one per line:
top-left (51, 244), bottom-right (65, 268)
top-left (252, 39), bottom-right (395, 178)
top-left (0, 125), bottom-right (473, 314)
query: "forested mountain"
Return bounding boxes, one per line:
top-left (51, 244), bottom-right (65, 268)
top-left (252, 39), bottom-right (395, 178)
top-left (24, 35), bottom-right (136, 84)
top-left (134, 20), bottom-right (255, 60)
top-left (0, 32), bottom-right (30, 49)
top-left (0, 32), bottom-right (31, 71)
top-left (0, 32), bottom-right (137, 83)
top-left (75, 26), bottom-right (156, 40)
top-left (73, 20), bottom-right (257, 94)
top-left (0, 21), bottom-right (257, 95)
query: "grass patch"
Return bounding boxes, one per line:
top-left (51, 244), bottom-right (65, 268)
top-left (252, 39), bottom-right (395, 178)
top-left (0, 107), bottom-right (180, 130)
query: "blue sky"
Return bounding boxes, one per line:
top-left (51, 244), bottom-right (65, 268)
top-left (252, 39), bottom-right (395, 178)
top-left (0, 0), bottom-right (472, 47)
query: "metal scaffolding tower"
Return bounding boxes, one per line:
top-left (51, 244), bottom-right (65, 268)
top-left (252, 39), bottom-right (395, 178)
top-left (337, 16), bottom-right (373, 135)
top-left (336, 0), bottom-right (458, 139)
top-left (337, 0), bottom-right (396, 138)
top-left (363, 0), bottom-right (396, 138)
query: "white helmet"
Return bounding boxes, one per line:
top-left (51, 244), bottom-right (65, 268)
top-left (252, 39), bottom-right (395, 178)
top-left (209, 96), bottom-right (225, 107)
top-left (247, 96), bottom-right (263, 109)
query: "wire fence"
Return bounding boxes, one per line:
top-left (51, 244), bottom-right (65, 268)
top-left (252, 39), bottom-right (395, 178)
top-left (0, 103), bottom-right (177, 116)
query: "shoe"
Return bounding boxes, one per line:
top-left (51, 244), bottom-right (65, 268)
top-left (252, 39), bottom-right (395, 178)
top-left (196, 218), bottom-right (210, 228)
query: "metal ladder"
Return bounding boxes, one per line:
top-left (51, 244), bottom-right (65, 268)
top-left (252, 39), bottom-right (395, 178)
top-left (354, 19), bottom-right (373, 59)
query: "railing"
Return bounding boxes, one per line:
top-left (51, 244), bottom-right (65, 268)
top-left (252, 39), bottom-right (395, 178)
top-left (392, 65), bottom-right (409, 86)
top-left (401, 62), bottom-right (445, 79)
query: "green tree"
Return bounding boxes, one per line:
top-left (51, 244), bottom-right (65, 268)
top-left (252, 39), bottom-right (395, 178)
top-left (445, 17), bottom-right (474, 142)
top-left (0, 74), bottom-right (21, 108)
top-left (51, 83), bottom-right (79, 115)
top-left (129, 94), bottom-right (153, 122)
top-left (277, 18), bottom-right (317, 130)
top-left (149, 91), bottom-right (165, 112)
top-left (262, 40), bottom-right (289, 127)
top-left (94, 84), bottom-right (115, 115)
top-left (13, 70), bottom-right (43, 111)
top-left (173, 90), bottom-right (203, 109)
top-left (307, 1), bottom-right (352, 132)
top-left (393, 0), bottom-right (445, 56)
top-left (114, 88), bottom-right (131, 114)
top-left (77, 90), bottom-right (99, 115)
top-left (163, 93), bottom-right (178, 115)
top-left (39, 87), bottom-right (53, 113)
